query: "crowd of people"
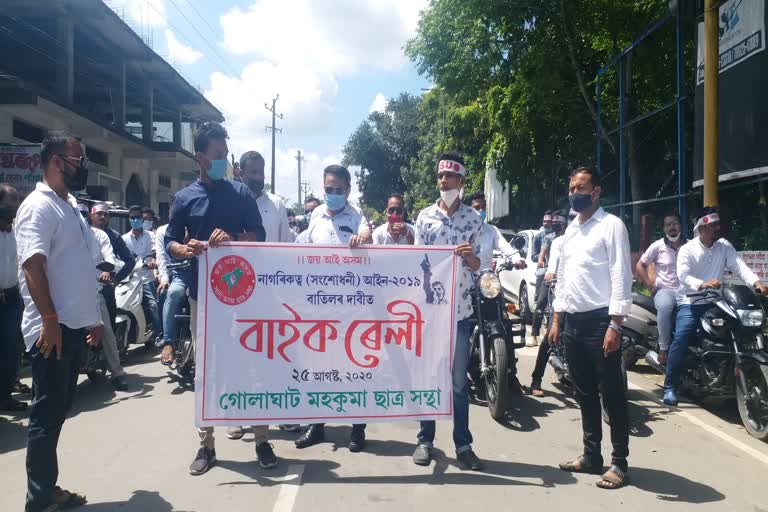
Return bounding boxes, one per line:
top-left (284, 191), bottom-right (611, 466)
top-left (4, 121), bottom-right (768, 510)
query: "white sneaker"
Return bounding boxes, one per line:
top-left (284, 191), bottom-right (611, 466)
top-left (525, 337), bottom-right (537, 348)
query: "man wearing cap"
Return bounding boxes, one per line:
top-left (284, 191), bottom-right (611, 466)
top-left (78, 203), bottom-right (128, 391)
top-left (663, 206), bottom-right (768, 406)
top-left (529, 210), bottom-right (567, 347)
top-left (412, 151), bottom-right (484, 471)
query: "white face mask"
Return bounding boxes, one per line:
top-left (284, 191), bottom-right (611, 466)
top-left (666, 233), bottom-right (681, 242)
top-left (142, 220), bottom-right (154, 231)
top-left (440, 188), bottom-right (460, 208)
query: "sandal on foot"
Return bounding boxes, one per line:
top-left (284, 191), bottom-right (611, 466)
top-left (559, 455), bottom-right (603, 474)
top-left (596, 465), bottom-right (630, 490)
top-left (52, 486), bottom-right (87, 509)
top-left (160, 345), bottom-right (175, 366)
top-left (530, 385), bottom-right (545, 397)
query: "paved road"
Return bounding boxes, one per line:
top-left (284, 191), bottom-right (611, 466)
top-left (2, 345), bottom-right (768, 512)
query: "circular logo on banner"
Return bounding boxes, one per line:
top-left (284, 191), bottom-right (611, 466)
top-left (210, 255), bottom-right (255, 306)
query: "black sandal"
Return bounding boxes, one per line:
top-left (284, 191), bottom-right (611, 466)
top-left (596, 465), bottom-right (630, 490)
top-left (559, 455), bottom-right (603, 475)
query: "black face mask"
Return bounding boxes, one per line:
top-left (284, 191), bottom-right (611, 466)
top-left (61, 159), bottom-right (89, 191)
top-left (0, 207), bottom-right (17, 222)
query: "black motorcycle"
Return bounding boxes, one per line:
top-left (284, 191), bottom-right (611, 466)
top-left (645, 285), bottom-right (768, 441)
top-left (165, 260), bottom-right (195, 387)
top-left (468, 239), bottom-right (527, 420)
top-left (81, 260), bottom-right (116, 383)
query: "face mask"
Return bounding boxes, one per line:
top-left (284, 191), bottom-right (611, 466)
top-left (475, 209), bottom-right (487, 222)
top-left (325, 193), bottom-right (346, 212)
top-left (666, 233), bottom-right (681, 242)
top-left (61, 160), bottom-right (89, 191)
top-left (206, 159), bottom-right (227, 181)
top-left (544, 226), bottom-right (553, 234)
top-left (387, 212), bottom-right (403, 224)
top-left (568, 192), bottom-right (593, 213)
top-left (129, 218), bottom-right (143, 229)
top-left (142, 220), bottom-right (154, 231)
top-left (440, 189), bottom-right (460, 208)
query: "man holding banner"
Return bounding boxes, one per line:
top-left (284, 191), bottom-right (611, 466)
top-left (294, 164), bottom-right (372, 452)
top-left (164, 122), bottom-right (266, 476)
top-left (412, 151), bottom-right (484, 471)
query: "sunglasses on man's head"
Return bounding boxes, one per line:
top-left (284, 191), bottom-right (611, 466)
top-left (325, 186), bottom-right (346, 195)
top-left (387, 207), bottom-right (404, 215)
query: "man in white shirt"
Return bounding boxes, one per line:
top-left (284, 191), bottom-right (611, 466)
top-left (469, 192), bottom-right (524, 271)
top-left (663, 207), bottom-right (768, 406)
top-left (294, 165), bottom-right (370, 452)
top-left (238, 151), bottom-right (295, 243)
top-left (15, 133), bottom-right (104, 511)
top-left (0, 183), bottom-right (26, 412)
top-left (412, 151), bottom-right (484, 471)
top-left (123, 205), bottom-right (162, 342)
top-left (635, 213), bottom-right (686, 365)
top-left (548, 167), bottom-right (632, 489)
top-left (78, 203), bottom-right (128, 391)
top-left (372, 193), bottom-right (415, 245)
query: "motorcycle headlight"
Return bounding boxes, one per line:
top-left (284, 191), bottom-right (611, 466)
top-left (479, 271), bottom-right (501, 299)
top-left (737, 309), bottom-right (764, 327)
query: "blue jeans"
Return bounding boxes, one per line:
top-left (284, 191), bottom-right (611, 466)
top-left (142, 282), bottom-right (162, 339)
top-left (417, 319), bottom-right (473, 452)
top-left (664, 304), bottom-right (709, 392)
top-left (26, 326), bottom-right (85, 512)
top-left (161, 278), bottom-right (188, 348)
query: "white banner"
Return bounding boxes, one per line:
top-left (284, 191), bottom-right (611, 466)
top-left (731, 251), bottom-right (768, 282)
top-left (195, 243), bottom-right (460, 427)
top-left (696, 0), bottom-right (765, 85)
top-left (0, 145), bottom-right (42, 198)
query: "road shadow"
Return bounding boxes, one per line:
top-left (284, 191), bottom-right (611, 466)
top-left (631, 467), bottom-right (726, 503)
top-left (496, 393), bottom-right (573, 433)
top-left (68, 373), bottom-right (165, 418)
top-left (81, 490), bottom-right (192, 511)
top-left (627, 397), bottom-right (672, 438)
top-left (0, 416), bottom-right (27, 454)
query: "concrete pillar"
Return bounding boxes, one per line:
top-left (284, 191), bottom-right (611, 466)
top-left (56, 14), bottom-right (74, 104)
top-left (115, 58), bottom-right (127, 129)
top-left (172, 110), bottom-right (182, 147)
top-left (142, 81), bottom-right (154, 143)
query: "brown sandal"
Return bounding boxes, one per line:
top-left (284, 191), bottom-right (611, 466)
top-left (559, 455), bottom-right (603, 475)
top-left (160, 345), bottom-right (175, 366)
top-left (596, 465), bottom-right (630, 490)
top-left (51, 486), bottom-right (87, 509)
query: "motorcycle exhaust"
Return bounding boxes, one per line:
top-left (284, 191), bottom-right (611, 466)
top-left (645, 350), bottom-right (665, 374)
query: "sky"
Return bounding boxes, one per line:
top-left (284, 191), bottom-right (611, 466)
top-left (107, 0), bottom-right (431, 207)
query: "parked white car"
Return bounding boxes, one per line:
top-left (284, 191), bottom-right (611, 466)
top-left (497, 229), bottom-right (541, 324)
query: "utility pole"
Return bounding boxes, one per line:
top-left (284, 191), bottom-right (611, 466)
top-left (264, 94), bottom-right (283, 195)
top-left (300, 182), bottom-right (311, 203)
top-left (703, 0), bottom-right (719, 207)
top-left (295, 150), bottom-right (305, 206)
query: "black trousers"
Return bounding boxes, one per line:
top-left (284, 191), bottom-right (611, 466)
top-left (530, 335), bottom-right (550, 385)
top-left (0, 287), bottom-right (23, 403)
top-left (26, 325), bottom-right (85, 512)
top-left (563, 308), bottom-right (629, 471)
top-left (531, 273), bottom-right (548, 336)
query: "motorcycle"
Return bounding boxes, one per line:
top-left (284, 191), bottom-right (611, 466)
top-left (468, 237), bottom-right (527, 420)
top-left (114, 254), bottom-right (158, 356)
top-left (165, 260), bottom-right (195, 386)
top-left (620, 292), bottom-right (661, 370)
top-left (644, 285), bottom-right (768, 441)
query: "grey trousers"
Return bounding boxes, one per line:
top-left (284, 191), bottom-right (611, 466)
top-left (190, 298), bottom-right (269, 449)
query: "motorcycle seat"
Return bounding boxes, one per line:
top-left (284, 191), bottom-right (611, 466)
top-left (633, 293), bottom-right (657, 314)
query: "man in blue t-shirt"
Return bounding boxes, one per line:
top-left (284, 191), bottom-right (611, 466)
top-left (164, 122), bottom-right (266, 477)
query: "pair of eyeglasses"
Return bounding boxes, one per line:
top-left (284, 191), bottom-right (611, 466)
top-left (387, 207), bottom-right (404, 215)
top-left (57, 154), bottom-right (89, 167)
top-left (325, 186), bottom-right (346, 195)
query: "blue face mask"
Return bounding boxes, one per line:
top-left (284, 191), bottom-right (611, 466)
top-left (129, 218), bottom-right (142, 229)
top-left (207, 159), bottom-right (227, 181)
top-left (475, 209), bottom-right (487, 222)
top-left (325, 193), bottom-right (346, 212)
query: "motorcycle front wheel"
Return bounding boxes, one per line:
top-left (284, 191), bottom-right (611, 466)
top-left (486, 337), bottom-right (510, 421)
top-left (736, 363), bottom-right (768, 441)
